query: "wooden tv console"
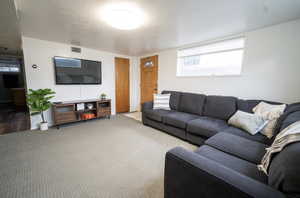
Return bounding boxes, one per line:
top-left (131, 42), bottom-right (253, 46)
top-left (52, 99), bottom-right (111, 128)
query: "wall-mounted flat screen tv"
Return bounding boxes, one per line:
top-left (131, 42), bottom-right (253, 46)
top-left (54, 57), bottom-right (102, 85)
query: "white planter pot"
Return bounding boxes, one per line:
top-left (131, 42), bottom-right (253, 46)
top-left (40, 122), bottom-right (48, 131)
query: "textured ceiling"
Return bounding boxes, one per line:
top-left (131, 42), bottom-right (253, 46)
top-left (10, 0), bottom-right (300, 55)
top-left (0, 0), bottom-right (21, 55)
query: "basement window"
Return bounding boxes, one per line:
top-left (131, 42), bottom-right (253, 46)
top-left (177, 37), bottom-right (245, 76)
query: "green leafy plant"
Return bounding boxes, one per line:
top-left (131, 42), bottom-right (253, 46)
top-left (27, 89), bottom-right (56, 123)
top-left (100, 93), bottom-right (107, 100)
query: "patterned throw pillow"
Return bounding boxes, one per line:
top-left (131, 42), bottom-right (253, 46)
top-left (228, 110), bottom-right (269, 135)
top-left (153, 94), bottom-right (171, 110)
top-left (253, 102), bottom-right (286, 138)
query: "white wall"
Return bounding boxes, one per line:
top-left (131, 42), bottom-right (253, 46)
top-left (22, 37), bottom-right (139, 129)
top-left (153, 19), bottom-right (300, 104)
top-left (130, 57), bottom-right (140, 112)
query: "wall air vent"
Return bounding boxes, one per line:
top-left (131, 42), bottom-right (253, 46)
top-left (71, 47), bottom-right (81, 53)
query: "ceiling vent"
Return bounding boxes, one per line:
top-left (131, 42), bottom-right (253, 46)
top-left (71, 47), bottom-right (81, 53)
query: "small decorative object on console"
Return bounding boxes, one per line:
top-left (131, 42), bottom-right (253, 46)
top-left (100, 93), bottom-right (107, 100)
top-left (76, 103), bottom-right (85, 111)
top-left (81, 113), bottom-right (96, 120)
top-left (86, 103), bottom-right (94, 109)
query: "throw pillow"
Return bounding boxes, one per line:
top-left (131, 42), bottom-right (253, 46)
top-left (253, 102), bottom-right (286, 138)
top-left (153, 94), bottom-right (171, 110)
top-left (228, 110), bottom-right (269, 135)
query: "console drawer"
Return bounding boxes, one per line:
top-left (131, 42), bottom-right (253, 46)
top-left (55, 112), bottom-right (77, 124)
top-left (98, 109), bottom-right (111, 117)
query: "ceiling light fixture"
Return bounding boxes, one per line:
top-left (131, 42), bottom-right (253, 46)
top-left (100, 3), bottom-right (146, 30)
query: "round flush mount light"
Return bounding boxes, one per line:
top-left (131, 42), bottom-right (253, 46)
top-left (100, 3), bottom-right (146, 30)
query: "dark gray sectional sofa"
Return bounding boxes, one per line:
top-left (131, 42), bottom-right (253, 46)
top-left (142, 90), bottom-right (300, 198)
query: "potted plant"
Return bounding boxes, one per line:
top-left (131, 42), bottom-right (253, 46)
top-left (100, 93), bottom-right (107, 100)
top-left (27, 88), bottom-right (55, 131)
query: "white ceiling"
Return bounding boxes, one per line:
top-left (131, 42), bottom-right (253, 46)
top-left (11, 0), bottom-right (300, 55)
top-left (0, 0), bottom-right (21, 55)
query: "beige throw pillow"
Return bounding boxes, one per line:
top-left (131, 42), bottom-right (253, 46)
top-left (253, 102), bottom-right (286, 138)
top-left (228, 110), bottom-right (269, 135)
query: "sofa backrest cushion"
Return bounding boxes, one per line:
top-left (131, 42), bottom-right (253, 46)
top-left (279, 111), bottom-right (300, 131)
top-left (237, 99), bottom-right (282, 113)
top-left (203, 95), bottom-right (237, 120)
top-left (178, 92), bottom-right (206, 115)
top-left (274, 103), bottom-right (300, 133)
top-left (268, 142), bottom-right (300, 196)
top-left (162, 90), bottom-right (181, 110)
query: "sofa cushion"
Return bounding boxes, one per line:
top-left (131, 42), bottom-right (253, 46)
top-left (269, 142), bottom-right (300, 195)
top-left (195, 145), bottom-right (268, 183)
top-left (163, 112), bottom-right (199, 129)
top-left (222, 127), bottom-right (273, 145)
top-left (272, 103), bottom-right (300, 136)
top-left (205, 133), bottom-right (267, 164)
top-left (237, 99), bottom-right (282, 113)
top-left (162, 90), bottom-right (181, 110)
top-left (178, 92), bottom-right (206, 116)
top-left (143, 116), bottom-right (187, 140)
top-left (186, 133), bottom-right (206, 146)
top-left (187, 117), bottom-right (229, 138)
top-left (144, 109), bottom-right (174, 122)
top-left (280, 111), bottom-right (300, 132)
top-left (203, 95), bottom-right (237, 120)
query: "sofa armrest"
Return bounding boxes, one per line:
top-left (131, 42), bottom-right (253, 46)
top-left (141, 101), bottom-right (153, 112)
top-left (165, 147), bottom-right (285, 198)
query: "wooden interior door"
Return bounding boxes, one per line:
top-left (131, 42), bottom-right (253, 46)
top-left (140, 55), bottom-right (158, 105)
top-left (115, 57), bottom-right (130, 113)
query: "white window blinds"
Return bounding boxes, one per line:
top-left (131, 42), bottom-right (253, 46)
top-left (177, 37), bottom-right (245, 76)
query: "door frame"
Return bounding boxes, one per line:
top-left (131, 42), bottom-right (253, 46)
top-left (115, 57), bottom-right (130, 113)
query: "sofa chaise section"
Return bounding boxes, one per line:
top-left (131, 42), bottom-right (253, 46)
top-left (205, 132), bottom-right (267, 164)
top-left (195, 145), bottom-right (267, 183)
top-left (165, 106), bottom-right (300, 198)
top-left (221, 126), bottom-right (273, 145)
top-left (165, 146), bottom-right (285, 198)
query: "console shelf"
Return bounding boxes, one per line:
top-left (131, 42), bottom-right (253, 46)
top-left (52, 99), bottom-right (111, 129)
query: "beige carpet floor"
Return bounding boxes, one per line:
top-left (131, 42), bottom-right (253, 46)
top-left (123, 111), bottom-right (142, 122)
top-left (0, 115), bottom-right (196, 198)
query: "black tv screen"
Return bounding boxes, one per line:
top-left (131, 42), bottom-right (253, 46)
top-left (54, 57), bottom-right (102, 84)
